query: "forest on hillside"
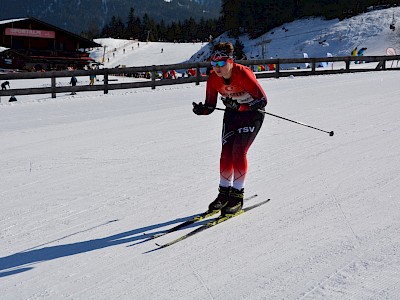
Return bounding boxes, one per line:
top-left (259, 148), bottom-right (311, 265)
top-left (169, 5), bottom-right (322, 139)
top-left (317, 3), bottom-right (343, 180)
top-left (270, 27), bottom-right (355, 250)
top-left (93, 0), bottom-right (400, 41)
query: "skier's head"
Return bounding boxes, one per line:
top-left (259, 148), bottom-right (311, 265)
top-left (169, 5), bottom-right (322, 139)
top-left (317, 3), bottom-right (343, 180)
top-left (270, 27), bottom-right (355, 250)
top-left (210, 42), bottom-right (234, 62)
top-left (210, 42), bottom-right (234, 78)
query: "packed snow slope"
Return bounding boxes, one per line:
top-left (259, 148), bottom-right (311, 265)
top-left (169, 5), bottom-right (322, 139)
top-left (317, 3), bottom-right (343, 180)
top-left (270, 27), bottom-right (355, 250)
top-left (198, 6), bottom-right (400, 61)
top-left (89, 6), bottom-right (400, 68)
top-left (90, 39), bottom-right (205, 67)
top-left (1, 7), bottom-right (400, 300)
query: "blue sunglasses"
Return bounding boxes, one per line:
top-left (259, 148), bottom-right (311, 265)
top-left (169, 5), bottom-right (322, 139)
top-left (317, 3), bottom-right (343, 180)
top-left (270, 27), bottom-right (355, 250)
top-left (211, 60), bottom-right (227, 67)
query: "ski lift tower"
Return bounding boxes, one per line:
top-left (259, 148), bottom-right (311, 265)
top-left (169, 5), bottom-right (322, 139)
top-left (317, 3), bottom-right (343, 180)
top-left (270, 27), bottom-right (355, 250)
top-left (390, 11), bottom-right (396, 31)
top-left (146, 30), bottom-right (151, 43)
top-left (254, 36), bottom-right (272, 59)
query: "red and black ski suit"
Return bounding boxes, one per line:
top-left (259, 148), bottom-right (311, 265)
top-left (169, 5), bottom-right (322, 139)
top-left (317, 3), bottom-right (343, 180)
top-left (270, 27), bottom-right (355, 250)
top-left (203, 63), bottom-right (267, 189)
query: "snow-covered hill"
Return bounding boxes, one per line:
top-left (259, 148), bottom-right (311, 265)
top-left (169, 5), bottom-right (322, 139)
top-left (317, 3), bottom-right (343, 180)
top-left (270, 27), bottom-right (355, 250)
top-left (1, 7), bottom-right (400, 300)
top-left (90, 39), bottom-right (205, 68)
top-left (90, 7), bottom-right (400, 68)
top-left (201, 8), bottom-right (400, 62)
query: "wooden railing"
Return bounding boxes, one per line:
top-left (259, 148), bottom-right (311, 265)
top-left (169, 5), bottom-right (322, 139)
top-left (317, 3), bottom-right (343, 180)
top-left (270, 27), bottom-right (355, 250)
top-left (1, 55), bottom-right (400, 99)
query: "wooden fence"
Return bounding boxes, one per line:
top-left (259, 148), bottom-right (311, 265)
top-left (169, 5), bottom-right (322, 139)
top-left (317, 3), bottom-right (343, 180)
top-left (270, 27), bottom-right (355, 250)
top-left (1, 55), bottom-right (400, 99)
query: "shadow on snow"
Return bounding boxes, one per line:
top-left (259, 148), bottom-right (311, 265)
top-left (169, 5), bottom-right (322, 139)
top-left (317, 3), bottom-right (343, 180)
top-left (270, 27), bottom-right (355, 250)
top-left (0, 212), bottom-right (204, 278)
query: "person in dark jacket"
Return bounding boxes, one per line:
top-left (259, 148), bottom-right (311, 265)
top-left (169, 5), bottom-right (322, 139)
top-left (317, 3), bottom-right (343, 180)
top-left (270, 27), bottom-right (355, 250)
top-left (70, 76), bottom-right (78, 95)
top-left (1, 81), bottom-right (10, 90)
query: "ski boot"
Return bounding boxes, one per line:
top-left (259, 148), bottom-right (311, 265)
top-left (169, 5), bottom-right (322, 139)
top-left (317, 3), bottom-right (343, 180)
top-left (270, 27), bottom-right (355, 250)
top-left (221, 188), bottom-right (244, 216)
top-left (208, 186), bottom-right (231, 212)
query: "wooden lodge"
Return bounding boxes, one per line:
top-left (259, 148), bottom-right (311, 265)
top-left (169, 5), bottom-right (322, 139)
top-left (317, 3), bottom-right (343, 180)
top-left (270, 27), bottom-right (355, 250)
top-left (0, 17), bottom-right (100, 71)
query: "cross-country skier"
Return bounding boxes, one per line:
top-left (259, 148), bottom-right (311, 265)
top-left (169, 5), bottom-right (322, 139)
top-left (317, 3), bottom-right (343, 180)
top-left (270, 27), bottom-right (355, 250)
top-left (192, 42), bottom-right (267, 216)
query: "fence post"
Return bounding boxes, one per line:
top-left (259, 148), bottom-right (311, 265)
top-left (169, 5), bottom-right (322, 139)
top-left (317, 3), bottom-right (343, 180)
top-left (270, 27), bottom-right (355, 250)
top-left (151, 66), bottom-right (156, 90)
top-left (274, 60), bottom-right (280, 78)
top-left (311, 58), bottom-right (316, 75)
top-left (51, 76), bottom-right (56, 98)
top-left (104, 70), bottom-right (109, 94)
top-left (195, 62), bottom-right (201, 85)
top-left (381, 59), bottom-right (386, 70)
top-left (345, 58), bottom-right (350, 70)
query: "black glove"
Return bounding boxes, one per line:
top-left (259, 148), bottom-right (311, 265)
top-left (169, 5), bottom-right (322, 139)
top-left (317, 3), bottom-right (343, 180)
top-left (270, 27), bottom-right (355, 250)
top-left (192, 102), bottom-right (205, 115)
top-left (248, 98), bottom-right (267, 111)
top-left (192, 102), bottom-right (214, 115)
top-left (222, 97), bottom-right (240, 111)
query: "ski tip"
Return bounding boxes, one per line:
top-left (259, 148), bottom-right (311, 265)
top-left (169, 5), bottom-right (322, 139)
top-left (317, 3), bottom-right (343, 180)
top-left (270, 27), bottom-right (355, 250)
top-left (143, 248), bottom-right (159, 254)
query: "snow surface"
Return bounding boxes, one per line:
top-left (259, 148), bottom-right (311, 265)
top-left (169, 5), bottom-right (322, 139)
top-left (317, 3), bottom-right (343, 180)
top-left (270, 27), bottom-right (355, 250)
top-left (90, 39), bottom-right (205, 68)
top-left (1, 8), bottom-right (400, 300)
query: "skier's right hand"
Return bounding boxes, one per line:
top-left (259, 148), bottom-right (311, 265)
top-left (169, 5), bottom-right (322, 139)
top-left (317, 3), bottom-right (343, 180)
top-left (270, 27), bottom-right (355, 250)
top-left (193, 102), bottom-right (215, 115)
top-left (192, 102), bottom-right (205, 115)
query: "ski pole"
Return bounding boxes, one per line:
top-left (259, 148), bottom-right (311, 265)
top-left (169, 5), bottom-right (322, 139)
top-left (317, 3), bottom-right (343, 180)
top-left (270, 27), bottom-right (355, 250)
top-left (211, 107), bottom-right (334, 136)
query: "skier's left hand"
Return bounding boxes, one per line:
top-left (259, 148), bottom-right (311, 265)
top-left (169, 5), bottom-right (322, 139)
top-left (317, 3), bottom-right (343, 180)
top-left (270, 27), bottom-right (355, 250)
top-left (248, 98), bottom-right (267, 111)
top-left (222, 97), bottom-right (240, 110)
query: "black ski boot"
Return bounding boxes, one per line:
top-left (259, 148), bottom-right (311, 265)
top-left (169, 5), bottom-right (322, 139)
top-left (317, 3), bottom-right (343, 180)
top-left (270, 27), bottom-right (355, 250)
top-left (208, 186), bottom-right (231, 211)
top-left (221, 188), bottom-right (244, 215)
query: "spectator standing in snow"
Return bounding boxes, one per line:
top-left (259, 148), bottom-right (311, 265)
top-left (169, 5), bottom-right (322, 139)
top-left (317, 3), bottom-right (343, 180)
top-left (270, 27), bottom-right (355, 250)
top-left (268, 62), bottom-right (276, 71)
top-left (187, 68), bottom-right (196, 77)
top-left (351, 47), bottom-right (358, 56)
top-left (257, 65), bottom-right (266, 72)
top-left (89, 74), bottom-right (96, 85)
top-left (1, 81), bottom-right (10, 90)
top-left (358, 47), bottom-right (367, 56)
top-left (70, 76), bottom-right (77, 95)
top-left (169, 70), bottom-right (177, 79)
top-left (351, 47), bottom-right (358, 64)
top-left (162, 70), bottom-right (169, 79)
top-left (356, 47), bottom-right (367, 64)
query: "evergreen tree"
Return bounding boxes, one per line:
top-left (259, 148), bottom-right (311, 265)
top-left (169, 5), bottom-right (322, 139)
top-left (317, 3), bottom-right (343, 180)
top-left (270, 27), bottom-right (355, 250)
top-left (157, 20), bottom-right (168, 41)
top-left (182, 18), bottom-right (198, 41)
top-left (221, 0), bottom-right (242, 37)
top-left (101, 16), bottom-right (125, 38)
top-left (233, 39), bottom-right (245, 59)
top-left (81, 20), bottom-right (101, 40)
top-left (167, 21), bottom-right (184, 42)
top-left (142, 13), bottom-right (158, 41)
top-left (126, 8), bottom-right (142, 39)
